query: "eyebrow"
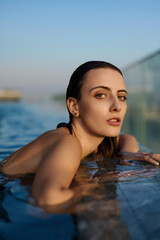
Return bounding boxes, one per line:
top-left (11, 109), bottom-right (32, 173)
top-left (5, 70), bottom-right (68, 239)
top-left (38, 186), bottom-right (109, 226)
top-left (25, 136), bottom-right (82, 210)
top-left (89, 86), bottom-right (128, 94)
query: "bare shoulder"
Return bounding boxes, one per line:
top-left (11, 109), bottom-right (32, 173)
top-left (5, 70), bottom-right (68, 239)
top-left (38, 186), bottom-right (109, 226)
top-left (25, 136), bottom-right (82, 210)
top-left (35, 130), bottom-right (82, 182)
top-left (118, 134), bottom-right (139, 153)
top-left (118, 134), bottom-right (138, 142)
top-left (43, 131), bottom-right (82, 160)
top-left (1, 128), bottom-right (81, 175)
top-left (32, 131), bottom-right (82, 205)
top-left (38, 129), bottom-right (82, 153)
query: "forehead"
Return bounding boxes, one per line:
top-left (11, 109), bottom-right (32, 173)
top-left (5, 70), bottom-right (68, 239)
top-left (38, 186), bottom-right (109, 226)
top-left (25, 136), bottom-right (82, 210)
top-left (82, 68), bottom-right (126, 91)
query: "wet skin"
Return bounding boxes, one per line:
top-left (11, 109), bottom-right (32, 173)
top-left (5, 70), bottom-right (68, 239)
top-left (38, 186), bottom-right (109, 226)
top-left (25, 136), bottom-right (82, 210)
top-left (75, 68), bottom-right (127, 138)
top-left (1, 68), bottom-right (160, 206)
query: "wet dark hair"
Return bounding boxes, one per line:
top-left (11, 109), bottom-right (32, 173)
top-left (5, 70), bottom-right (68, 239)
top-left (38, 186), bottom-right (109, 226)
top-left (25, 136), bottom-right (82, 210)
top-left (57, 61), bottom-right (123, 159)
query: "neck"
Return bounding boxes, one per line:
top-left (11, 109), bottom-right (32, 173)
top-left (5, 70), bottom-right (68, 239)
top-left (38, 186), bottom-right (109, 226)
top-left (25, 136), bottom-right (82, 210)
top-left (71, 121), bottom-right (104, 158)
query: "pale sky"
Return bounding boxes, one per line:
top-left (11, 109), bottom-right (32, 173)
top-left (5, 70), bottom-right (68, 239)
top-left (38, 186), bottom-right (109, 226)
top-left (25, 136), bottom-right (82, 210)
top-left (0, 0), bottom-right (160, 97)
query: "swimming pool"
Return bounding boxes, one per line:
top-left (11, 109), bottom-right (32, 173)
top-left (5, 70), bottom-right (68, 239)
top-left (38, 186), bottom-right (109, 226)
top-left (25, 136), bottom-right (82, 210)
top-left (0, 101), bottom-right (160, 240)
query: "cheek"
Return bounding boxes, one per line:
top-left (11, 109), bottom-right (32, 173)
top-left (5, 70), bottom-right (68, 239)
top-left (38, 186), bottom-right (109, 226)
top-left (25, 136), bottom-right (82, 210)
top-left (79, 102), bottom-right (94, 117)
top-left (79, 100), bottom-right (107, 117)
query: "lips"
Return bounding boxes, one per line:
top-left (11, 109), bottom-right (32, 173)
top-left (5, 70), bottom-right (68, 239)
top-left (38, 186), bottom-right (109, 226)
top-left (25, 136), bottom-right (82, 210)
top-left (107, 117), bottom-right (121, 126)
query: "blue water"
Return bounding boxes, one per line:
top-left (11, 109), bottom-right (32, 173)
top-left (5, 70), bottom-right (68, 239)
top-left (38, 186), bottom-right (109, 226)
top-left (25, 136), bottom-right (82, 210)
top-left (0, 101), bottom-right (160, 240)
top-left (0, 102), bottom-right (77, 240)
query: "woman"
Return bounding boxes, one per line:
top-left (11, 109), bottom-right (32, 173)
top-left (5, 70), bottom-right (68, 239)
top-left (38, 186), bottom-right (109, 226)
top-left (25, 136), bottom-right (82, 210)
top-left (1, 61), bottom-right (160, 206)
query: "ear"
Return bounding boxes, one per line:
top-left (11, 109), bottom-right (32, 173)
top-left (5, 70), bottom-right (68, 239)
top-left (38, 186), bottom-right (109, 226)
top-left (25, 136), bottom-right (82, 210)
top-left (67, 97), bottom-right (79, 117)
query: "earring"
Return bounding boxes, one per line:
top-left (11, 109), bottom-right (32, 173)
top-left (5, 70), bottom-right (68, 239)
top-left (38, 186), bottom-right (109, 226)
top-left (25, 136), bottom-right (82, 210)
top-left (74, 112), bottom-right (78, 117)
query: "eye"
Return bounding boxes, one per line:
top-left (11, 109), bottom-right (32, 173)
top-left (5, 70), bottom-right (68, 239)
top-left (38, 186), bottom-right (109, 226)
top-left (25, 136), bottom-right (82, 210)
top-left (118, 95), bottom-right (127, 101)
top-left (95, 93), bottom-right (106, 99)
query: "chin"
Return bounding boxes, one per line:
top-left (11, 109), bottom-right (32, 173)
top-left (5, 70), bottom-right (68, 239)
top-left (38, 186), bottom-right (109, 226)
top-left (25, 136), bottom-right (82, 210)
top-left (105, 131), bottom-right (120, 138)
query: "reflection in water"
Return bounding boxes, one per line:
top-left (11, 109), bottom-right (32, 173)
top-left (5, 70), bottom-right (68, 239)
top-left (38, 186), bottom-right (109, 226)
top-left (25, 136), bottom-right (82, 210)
top-left (72, 155), bottom-right (130, 239)
top-left (0, 173), bottom-right (78, 240)
top-left (0, 176), bottom-right (10, 223)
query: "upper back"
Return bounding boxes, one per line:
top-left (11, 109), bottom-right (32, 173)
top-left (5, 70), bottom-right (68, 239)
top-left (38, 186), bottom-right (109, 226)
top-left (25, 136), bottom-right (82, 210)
top-left (1, 128), bottom-right (82, 175)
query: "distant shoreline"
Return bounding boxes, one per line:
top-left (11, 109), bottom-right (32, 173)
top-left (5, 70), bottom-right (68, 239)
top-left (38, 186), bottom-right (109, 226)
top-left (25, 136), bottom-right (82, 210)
top-left (0, 89), bottom-right (22, 101)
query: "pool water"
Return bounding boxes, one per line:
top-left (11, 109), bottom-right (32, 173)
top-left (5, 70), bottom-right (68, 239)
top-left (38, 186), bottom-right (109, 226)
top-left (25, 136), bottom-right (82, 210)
top-left (0, 102), bottom-right (160, 240)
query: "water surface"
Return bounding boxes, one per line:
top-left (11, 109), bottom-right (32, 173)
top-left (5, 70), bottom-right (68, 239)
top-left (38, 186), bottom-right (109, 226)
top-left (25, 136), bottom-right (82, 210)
top-left (0, 101), bottom-right (160, 240)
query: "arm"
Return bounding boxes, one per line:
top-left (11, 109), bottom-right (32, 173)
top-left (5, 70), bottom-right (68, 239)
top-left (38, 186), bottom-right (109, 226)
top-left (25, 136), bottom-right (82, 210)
top-left (118, 134), bottom-right (160, 166)
top-left (95, 134), bottom-right (160, 183)
top-left (31, 135), bottom-right (82, 206)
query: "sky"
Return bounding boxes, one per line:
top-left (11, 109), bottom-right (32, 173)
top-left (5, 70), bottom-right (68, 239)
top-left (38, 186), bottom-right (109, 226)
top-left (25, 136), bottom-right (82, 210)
top-left (0, 0), bottom-right (160, 97)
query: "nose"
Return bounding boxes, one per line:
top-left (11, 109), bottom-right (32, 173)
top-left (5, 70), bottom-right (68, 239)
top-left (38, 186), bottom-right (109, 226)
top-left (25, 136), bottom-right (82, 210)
top-left (109, 95), bottom-right (121, 112)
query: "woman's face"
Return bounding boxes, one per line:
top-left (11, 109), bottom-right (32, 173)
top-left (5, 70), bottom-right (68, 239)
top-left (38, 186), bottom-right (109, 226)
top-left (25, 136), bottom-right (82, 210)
top-left (77, 68), bottom-right (127, 138)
